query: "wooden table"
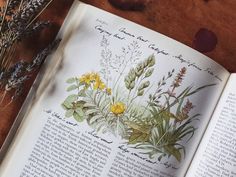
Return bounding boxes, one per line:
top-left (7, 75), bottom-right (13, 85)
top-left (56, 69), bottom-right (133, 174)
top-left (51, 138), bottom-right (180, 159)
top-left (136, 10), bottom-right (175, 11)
top-left (0, 0), bottom-right (236, 147)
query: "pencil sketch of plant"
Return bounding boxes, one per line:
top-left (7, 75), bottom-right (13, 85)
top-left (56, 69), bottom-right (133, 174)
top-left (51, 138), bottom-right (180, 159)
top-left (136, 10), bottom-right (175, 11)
top-left (62, 36), bottom-right (215, 162)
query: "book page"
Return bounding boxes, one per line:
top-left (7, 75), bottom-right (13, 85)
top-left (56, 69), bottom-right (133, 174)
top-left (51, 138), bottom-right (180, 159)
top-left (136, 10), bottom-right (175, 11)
top-left (0, 2), bottom-right (230, 177)
top-left (186, 74), bottom-right (236, 177)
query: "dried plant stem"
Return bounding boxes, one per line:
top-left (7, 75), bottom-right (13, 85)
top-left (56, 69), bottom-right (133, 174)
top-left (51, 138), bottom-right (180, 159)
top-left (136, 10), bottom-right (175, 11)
top-left (0, 31), bottom-right (13, 65)
top-left (2, 101), bottom-right (12, 109)
top-left (26, 0), bottom-right (53, 29)
top-left (0, 48), bottom-right (8, 67)
top-left (163, 86), bottom-right (175, 108)
top-left (0, 36), bottom-right (15, 69)
top-left (0, 0), bottom-right (10, 33)
top-left (18, 0), bottom-right (24, 11)
top-left (0, 90), bottom-right (7, 104)
top-left (4, 45), bottom-right (16, 70)
top-left (113, 51), bottom-right (134, 91)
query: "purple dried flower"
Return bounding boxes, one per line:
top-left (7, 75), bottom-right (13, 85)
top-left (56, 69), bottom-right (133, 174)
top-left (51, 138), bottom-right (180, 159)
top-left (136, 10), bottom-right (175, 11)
top-left (6, 75), bottom-right (30, 91)
top-left (26, 39), bottom-right (61, 71)
top-left (172, 67), bottom-right (186, 88)
top-left (8, 60), bottom-right (28, 79)
top-left (182, 99), bottom-right (194, 115)
top-left (176, 99), bottom-right (195, 122)
top-left (9, 0), bottom-right (51, 33)
top-left (11, 86), bottom-right (24, 101)
top-left (6, 0), bottom-right (21, 16)
top-left (23, 20), bottom-right (50, 37)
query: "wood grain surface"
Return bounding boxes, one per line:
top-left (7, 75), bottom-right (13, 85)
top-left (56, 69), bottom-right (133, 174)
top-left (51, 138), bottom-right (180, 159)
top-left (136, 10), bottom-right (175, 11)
top-left (0, 0), bottom-right (236, 147)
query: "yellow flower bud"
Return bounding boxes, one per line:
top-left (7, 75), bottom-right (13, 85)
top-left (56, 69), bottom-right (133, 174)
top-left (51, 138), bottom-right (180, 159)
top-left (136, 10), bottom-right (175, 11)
top-left (94, 79), bottom-right (105, 90)
top-left (106, 88), bottom-right (112, 95)
top-left (110, 102), bottom-right (126, 116)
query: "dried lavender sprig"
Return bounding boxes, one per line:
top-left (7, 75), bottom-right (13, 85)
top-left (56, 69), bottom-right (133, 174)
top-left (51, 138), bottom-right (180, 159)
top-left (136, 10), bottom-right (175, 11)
top-left (5, 75), bottom-right (30, 91)
top-left (0, 0), bottom-right (11, 32)
top-left (31, 20), bottom-right (50, 31)
top-left (6, 0), bottom-right (21, 16)
top-left (26, 38), bottom-right (61, 72)
top-left (1, 38), bottom-right (60, 87)
top-left (9, 0), bottom-right (51, 32)
top-left (22, 0), bottom-right (51, 19)
top-left (2, 86), bottom-right (23, 108)
top-left (0, 32), bottom-right (14, 49)
top-left (8, 60), bottom-right (28, 80)
top-left (20, 20), bottom-right (50, 39)
top-left (0, 68), bottom-right (7, 88)
top-left (0, 61), bottom-right (27, 89)
top-left (0, 38), bottom-right (60, 106)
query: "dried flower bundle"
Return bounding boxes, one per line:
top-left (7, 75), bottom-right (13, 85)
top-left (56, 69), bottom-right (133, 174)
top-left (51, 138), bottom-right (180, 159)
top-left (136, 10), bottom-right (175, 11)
top-left (0, 0), bottom-right (58, 107)
top-left (0, 39), bottom-right (60, 107)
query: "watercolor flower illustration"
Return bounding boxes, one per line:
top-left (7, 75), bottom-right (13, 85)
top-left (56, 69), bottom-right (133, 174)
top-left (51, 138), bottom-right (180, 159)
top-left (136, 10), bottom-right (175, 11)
top-left (62, 36), bottom-right (215, 162)
top-left (110, 102), bottom-right (126, 116)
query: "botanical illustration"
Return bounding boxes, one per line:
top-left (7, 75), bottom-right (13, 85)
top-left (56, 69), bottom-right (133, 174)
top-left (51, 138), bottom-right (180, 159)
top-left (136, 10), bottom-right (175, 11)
top-left (62, 36), bottom-right (214, 162)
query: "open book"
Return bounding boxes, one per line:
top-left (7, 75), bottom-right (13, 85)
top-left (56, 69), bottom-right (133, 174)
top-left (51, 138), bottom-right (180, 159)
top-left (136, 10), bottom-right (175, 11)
top-left (0, 1), bottom-right (235, 177)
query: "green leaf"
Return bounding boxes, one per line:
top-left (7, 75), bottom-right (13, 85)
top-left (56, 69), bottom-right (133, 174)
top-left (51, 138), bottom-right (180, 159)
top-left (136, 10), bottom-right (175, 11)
top-left (75, 107), bottom-right (84, 117)
top-left (67, 85), bottom-right (78, 91)
top-left (137, 89), bottom-right (144, 96)
top-left (186, 84), bottom-right (216, 97)
top-left (127, 122), bottom-right (151, 144)
top-left (66, 77), bottom-right (76, 84)
top-left (65, 94), bottom-right (78, 103)
top-left (150, 127), bottom-right (159, 145)
top-left (145, 68), bottom-right (154, 78)
top-left (130, 81), bottom-right (135, 90)
top-left (61, 103), bottom-right (67, 110)
top-left (129, 128), bottom-right (150, 144)
top-left (62, 101), bottom-right (73, 109)
top-left (128, 68), bottom-right (136, 81)
top-left (163, 110), bottom-right (176, 120)
top-left (76, 100), bottom-right (86, 107)
top-left (83, 103), bottom-right (96, 108)
top-left (124, 76), bottom-right (131, 89)
top-left (78, 90), bottom-right (86, 97)
top-left (116, 118), bottom-right (127, 138)
top-left (73, 112), bottom-right (84, 122)
top-left (176, 97), bottom-right (185, 115)
top-left (89, 114), bottom-right (103, 124)
top-left (152, 108), bottom-right (176, 122)
top-left (86, 109), bottom-right (98, 115)
top-left (65, 109), bottom-right (74, 118)
top-left (165, 146), bottom-right (181, 162)
top-left (147, 55), bottom-right (155, 67)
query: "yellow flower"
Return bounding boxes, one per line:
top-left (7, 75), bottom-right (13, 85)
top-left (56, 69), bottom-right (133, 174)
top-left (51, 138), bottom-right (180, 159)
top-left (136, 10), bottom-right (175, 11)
top-left (94, 79), bottom-right (106, 90)
top-left (106, 88), bottom-right (112, 95)
top-left (79, 72), bottom-right (107, 91)
top-left (90, 72), bottom-right (101, 82)
top-left (110, 102), bottom-right (126, 116)
top-left (79, 73), bottom-right (92, 84)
